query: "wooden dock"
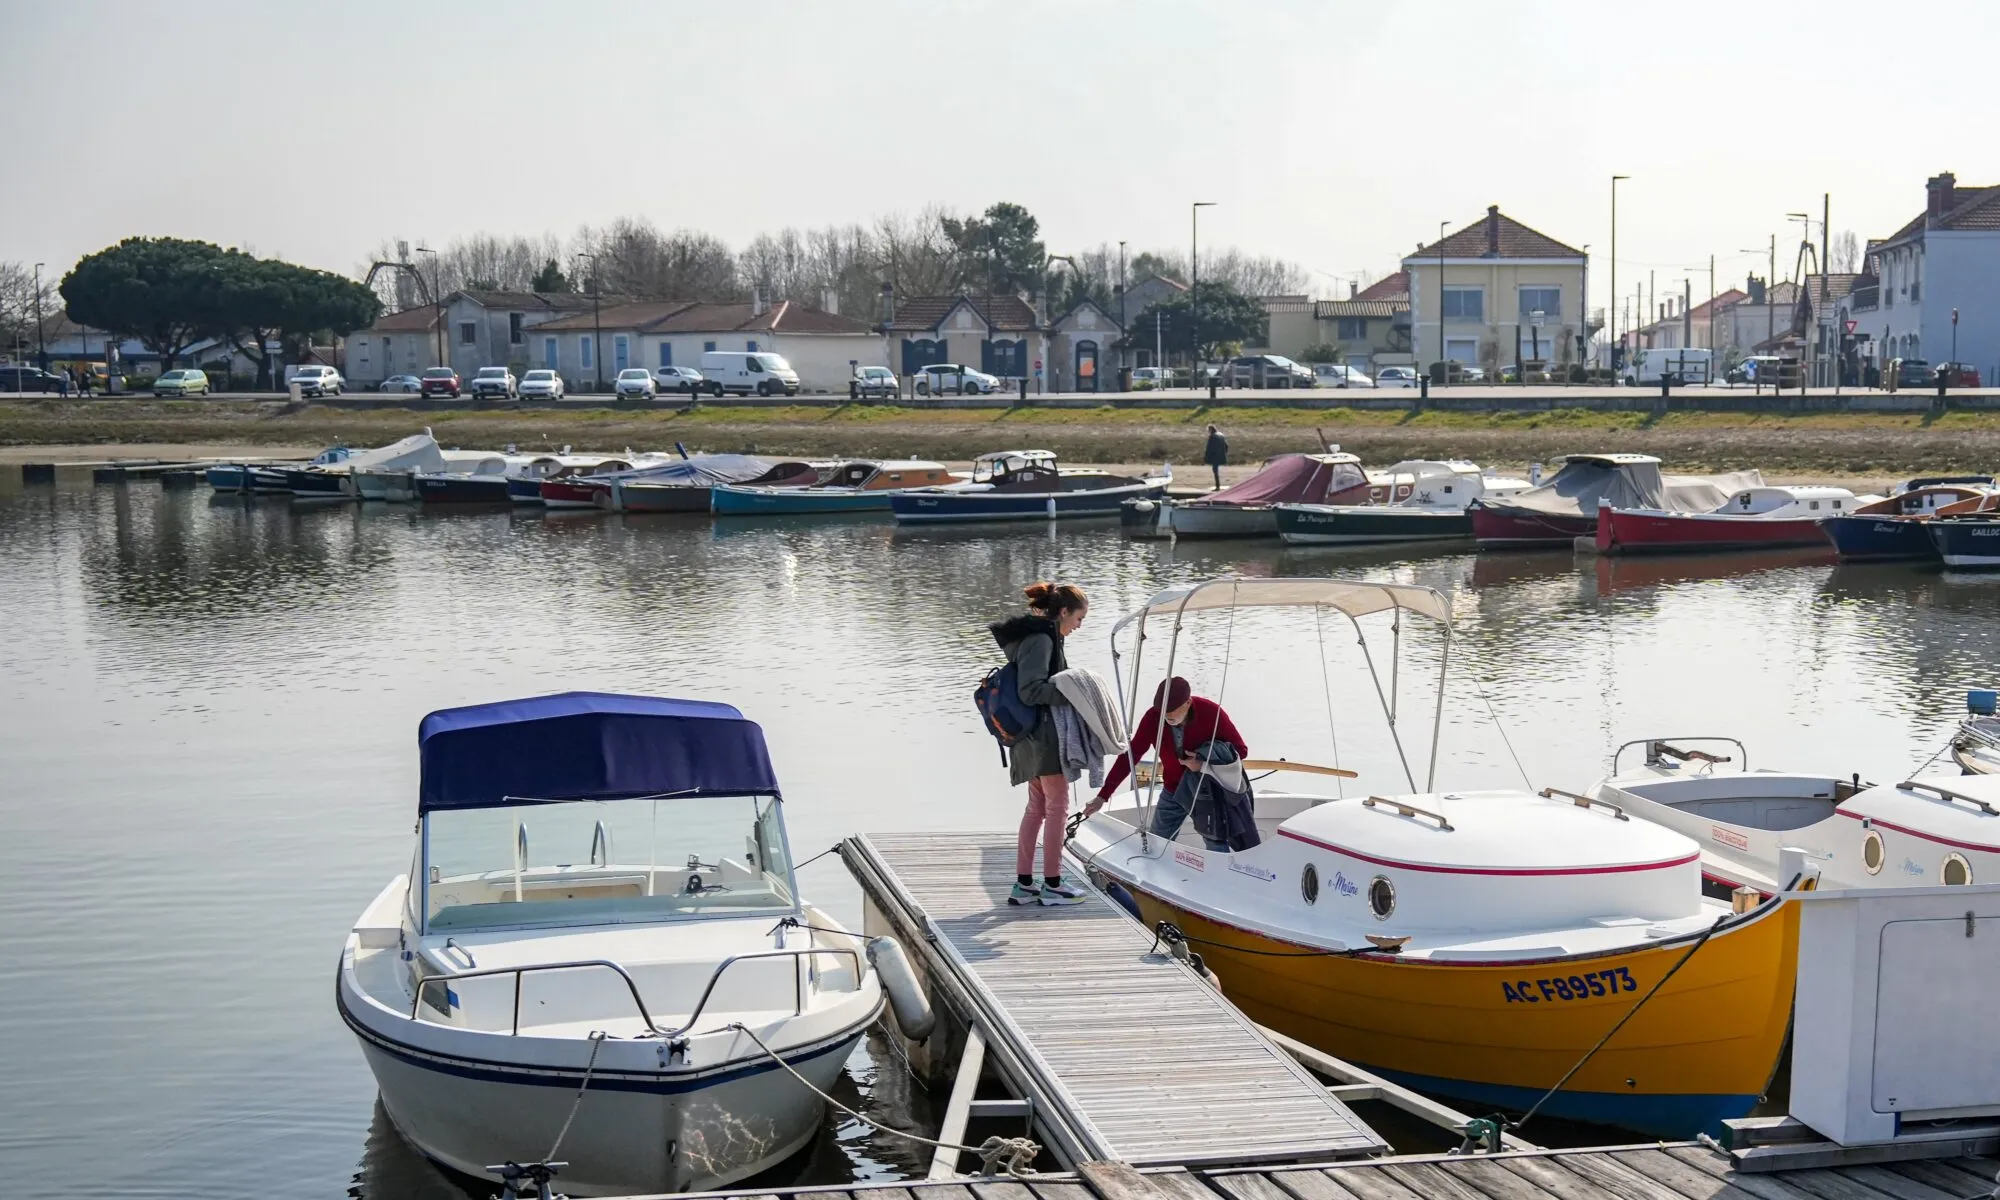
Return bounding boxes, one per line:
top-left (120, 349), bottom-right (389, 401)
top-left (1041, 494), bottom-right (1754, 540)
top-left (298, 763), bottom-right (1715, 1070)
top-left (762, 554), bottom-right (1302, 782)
top-left (844, 832), bottom-right (1386, 1169)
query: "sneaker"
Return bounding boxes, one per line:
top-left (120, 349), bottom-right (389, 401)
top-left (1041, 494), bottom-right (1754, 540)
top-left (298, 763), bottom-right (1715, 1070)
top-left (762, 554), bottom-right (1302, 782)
top-left (1039, 880), bottom-right (1087, 906)
top-left (1007, 882), bottom-right (1042, 906)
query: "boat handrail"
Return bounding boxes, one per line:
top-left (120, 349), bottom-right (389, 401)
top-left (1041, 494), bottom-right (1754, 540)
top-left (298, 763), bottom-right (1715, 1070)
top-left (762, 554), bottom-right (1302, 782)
top-left (441, 938), bottom-right (478, 968)
top-left (410, 947), bottom-right (863, 1038)
top-left (1361, 796), bottom-right (1453, 830)
top-left (1897, 779), bottom-right (1998, 816)
top-left (1611, 736), bottom-right (1748, 775)
top-left (1539, 786), bottom-right (1631, 821)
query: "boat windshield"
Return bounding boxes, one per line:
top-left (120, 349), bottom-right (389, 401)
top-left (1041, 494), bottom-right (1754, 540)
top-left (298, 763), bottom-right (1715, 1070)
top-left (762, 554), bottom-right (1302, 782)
top-left (422, 793), bottom-right (796, 933)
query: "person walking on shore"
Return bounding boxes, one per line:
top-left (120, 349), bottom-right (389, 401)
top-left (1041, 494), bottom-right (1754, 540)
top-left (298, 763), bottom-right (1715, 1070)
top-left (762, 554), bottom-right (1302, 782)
top-left (989, 581), bottom-right (1091, 906)
top-left (1203, 424), bottom-right (1228, 490)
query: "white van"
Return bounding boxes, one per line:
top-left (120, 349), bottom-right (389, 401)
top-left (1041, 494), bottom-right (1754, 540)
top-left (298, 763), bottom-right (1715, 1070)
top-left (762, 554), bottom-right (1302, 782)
top-left (699, 351), bottom-right (800, 397)
top-left (1621, 347), bottom-right (1713, 386)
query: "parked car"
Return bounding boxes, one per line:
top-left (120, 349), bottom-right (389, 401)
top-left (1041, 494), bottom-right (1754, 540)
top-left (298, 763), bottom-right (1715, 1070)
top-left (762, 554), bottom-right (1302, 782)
top-left (419, 367), bottom-right (461, 397)
top-left (518, 369), bottom-right (565, 400)
top-left (1725, 355), bottom-right (1783, 386)
top-left (470, 366), bottom-right (517, 400)
top-left (1374, 366), bottom-right (1418, 388)
top-left (1130, 366), bottom-right (1171, 390)
top-left (1889, 357), bottom-right (1935, 388)
top-left (1222, 354), bottom-right (1315, 388)
top-left (1622, 347), bottom-right (1714, 386)
top-left (614, 367), bottom-right (658, 398)
top-left (1936, 362), bottom-right (1983, 388)
top-left (0, 365), bottom-right (65, 392)
top-left (289, 365), bottom-right (344, 397)
top-left (377, 374), bottom-right (423, 393)
top-left (1311, 363), bottom-right (1375, 389)
top-left (700, 350), bottom-right (801, 397)
top-left (652, 365), bottom-right (706, 394)
top-left (913, 363), bottom-right (1001, 396)
top-left (153, 368), bottom-right (211, 396)
top-left (853, 365), bottom-right (898, 399)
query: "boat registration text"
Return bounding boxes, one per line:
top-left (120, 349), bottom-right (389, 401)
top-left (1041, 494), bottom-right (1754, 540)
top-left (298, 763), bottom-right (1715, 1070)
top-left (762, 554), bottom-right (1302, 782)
top-left (1502, 967), bottom-right (1639, 1004)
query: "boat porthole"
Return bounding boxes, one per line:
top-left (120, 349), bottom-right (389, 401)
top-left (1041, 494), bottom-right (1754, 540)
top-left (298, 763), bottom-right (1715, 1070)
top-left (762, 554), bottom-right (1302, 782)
top-left (1301, 863), bottom-right (1320, 905)
top-left (1943, 854), bottom-right (1973, 886)
top-left (1368, 875), bottom-right (1396, 920)
top-left (1861, 831), bottom-right (1885, 875)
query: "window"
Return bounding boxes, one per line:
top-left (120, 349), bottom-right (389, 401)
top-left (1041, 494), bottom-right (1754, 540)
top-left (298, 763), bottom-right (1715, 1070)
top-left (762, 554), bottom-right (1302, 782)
top-left (657, 342), bottom-right (673, 367)
top-left (543, 337), bottom-right (557, 369)
top-left (1441, 288), bottom-right (1483, 320)
top-left (746, 339), bottom-right (759, 353)
top-left (1337, 317), bottom-right (1368, 340)
top-left (703, 340), bottom-right (717, 353)
top-left (1518, 287), bottom-right (1561, 321)
top-left (508, 313), bottom-right (524, 345)
top-left (459, 321), bottom-right (477, 346)
top-left (581, 336), bottom-right (594, 369)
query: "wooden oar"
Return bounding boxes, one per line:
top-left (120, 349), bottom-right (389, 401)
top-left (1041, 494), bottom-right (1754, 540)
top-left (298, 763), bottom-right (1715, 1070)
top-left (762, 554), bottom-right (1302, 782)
top-left (1242, 758), bottom-right (1358, 779)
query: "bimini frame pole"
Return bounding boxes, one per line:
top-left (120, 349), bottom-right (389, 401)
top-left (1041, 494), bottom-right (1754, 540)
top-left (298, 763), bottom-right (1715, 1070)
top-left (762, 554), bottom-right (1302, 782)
top-left (1426, 625), bottom-right (1452, 791)
top-left (1347, 606), bottom-right (1416, 791)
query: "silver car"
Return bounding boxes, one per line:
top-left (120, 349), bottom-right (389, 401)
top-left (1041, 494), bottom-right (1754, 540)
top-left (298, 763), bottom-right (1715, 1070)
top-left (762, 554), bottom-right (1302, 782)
top-left (518, 369), bottom-right (565, 400)
top-left (378, 374), bottom-right (423, 393)
top-left (854, 366), bottom-right (899, 398)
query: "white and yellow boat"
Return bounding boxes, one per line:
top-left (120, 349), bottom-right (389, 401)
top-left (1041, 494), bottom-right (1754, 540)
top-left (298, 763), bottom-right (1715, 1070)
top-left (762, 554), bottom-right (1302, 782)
top-left (1070, 578), bottom-right (1800, 1139)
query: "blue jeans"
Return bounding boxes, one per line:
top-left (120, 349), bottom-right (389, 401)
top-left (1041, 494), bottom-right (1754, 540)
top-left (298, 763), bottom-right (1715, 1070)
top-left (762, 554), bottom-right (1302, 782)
top-left (1150, 777), bottom-right (1230, 852)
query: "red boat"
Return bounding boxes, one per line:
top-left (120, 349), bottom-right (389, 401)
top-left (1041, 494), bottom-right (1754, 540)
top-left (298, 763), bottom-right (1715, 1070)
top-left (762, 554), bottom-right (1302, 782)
top-left (1469, 453), bottom-right (1762, 548)
top-left (1595, 486), bottom-right (1866, 555)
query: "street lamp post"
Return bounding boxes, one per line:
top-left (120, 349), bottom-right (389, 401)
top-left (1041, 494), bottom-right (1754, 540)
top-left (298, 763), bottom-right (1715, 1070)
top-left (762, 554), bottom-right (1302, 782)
top-left (1191, 202), bottom-right (1215, 381)
top-left (575, 251), bottom-right (602, 389)
top-left (1609, 176), bottom-right (1628, 370)
top-left (1437, 220), bottom-right (1448, 379)
top-left (33, 262), bottom-right (46, 372)
top-left (414, 246), bottom-right (443, 371)
top-left (1117, 240), bottom-right (1127, 374)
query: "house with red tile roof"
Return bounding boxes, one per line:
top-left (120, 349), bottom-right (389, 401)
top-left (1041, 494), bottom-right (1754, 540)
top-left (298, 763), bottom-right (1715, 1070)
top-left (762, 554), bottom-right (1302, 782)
top-left (531, 298), bottom-right (885, 391)
top-left (1841, 172), bottom-right (2000, 385)
top-left (1401, 206), bottom-right (1587, 373)
top-left (879, 293), bottom-right (1049, 385)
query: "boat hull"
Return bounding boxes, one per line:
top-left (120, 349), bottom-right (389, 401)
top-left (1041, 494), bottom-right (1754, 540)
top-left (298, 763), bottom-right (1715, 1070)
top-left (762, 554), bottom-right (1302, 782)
top-left (1159, 503), bottom-right (1279, 539)
top-left (350, 470), bottom-right (420, 503)
top-left (284, 468), bottom-right (350, 498)
top-left (713, 487), bottom-right (892, 515)
top-left (891, 480), bottom-right (1167, 523)
top-left (539, 478), bottom-right (608, 509)
top-left (1469, 504), bottom-right (1596, 548)
top-left (1114, 882), bottom-right (1798, 1139)
top-left (1930, 519), bottom-right (2000, 568)
top-left (416, 475), bottom-right (513, 505)
top-left (1277, 506), bottom-right (1472, 545)
top-left (610, 482), bottom-right (722, 514)
top-left (1597, 508), bottom-right (1834, 555)
top-left (507, 477), bottom-right (548, 504)
top-left (1817, 514), bottom-right (1939, 561)
top-left (341, 987), bottom-right (869, 1197)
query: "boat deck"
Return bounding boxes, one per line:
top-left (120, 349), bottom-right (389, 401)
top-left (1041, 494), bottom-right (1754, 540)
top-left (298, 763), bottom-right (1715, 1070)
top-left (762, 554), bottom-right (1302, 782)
top-left (847, 832), bottom-right (1384, 1168)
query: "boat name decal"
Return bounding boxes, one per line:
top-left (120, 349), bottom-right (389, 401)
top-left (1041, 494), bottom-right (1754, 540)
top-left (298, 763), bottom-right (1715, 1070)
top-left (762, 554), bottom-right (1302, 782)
top-left (1332, 870), bottom-right (1360, 898)
top-left (1228, 861), bottom-right (1277, 882)
top-left (1173, 847), bottom-right (1206, 872)
top-left (1902, 858), bottom-right (1927, 876)
top-left (1502, 967), bottom-right (1636, 1004)
top-left (1710, 825), bottom-right (1751, 851)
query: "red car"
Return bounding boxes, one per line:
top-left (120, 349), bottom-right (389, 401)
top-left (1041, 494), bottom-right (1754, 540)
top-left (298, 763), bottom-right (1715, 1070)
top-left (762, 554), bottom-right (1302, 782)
top-left (419, 367), bottom-right (461, 397)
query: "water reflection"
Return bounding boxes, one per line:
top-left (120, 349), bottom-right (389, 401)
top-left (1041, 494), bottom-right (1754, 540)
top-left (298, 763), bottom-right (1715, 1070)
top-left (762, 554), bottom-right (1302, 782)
top-left (4, 483), bottom-right (1999, 1199)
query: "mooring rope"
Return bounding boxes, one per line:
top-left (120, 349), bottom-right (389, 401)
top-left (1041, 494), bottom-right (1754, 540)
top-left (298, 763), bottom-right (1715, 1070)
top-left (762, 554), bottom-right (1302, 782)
top-left (545, 1030), bottom-right (607, 1162)
top-left (726, 1021), bottom-right (1040, 1177)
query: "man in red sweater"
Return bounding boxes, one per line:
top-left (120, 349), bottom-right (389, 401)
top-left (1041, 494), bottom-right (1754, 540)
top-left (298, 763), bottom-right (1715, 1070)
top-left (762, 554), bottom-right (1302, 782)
top-left (1085, 676), bottom-right (1248, 845)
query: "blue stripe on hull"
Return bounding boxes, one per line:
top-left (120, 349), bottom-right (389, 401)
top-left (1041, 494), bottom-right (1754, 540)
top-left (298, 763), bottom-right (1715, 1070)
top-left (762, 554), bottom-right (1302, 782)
top-left (712, 490), bottom-right (891, 515)
top-left (1361, 1064), bottom-right (1755, 1139)
top-left (1819, 515), bottom-right (1938, 561)
top-left (892, 485), bottom-right (1165, 523)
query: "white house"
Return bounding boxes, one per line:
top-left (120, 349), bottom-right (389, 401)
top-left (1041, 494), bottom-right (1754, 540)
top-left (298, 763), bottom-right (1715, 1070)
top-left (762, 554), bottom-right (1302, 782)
top-left (1840, 172), bottom-right (2000, 384)
top-left (346, 290), bottom-right (604, 387)
top-left (344, 306), bottom-right (444, 385)
top-left (530, 299), bottom-right (886, 392)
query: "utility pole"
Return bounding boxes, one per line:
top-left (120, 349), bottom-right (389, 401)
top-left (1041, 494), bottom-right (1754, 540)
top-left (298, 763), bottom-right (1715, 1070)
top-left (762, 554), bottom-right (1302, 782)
top-left (576, 251), bottom-right (602, 389)
top-left (1822, 192), bottom-right (1831, 388)
top-left (1648, 270), bottom-right (1655, 350)
top-left (1610, 175), bottom-right (1627, 370)
top-left (1191, 202), bottom-right (1215, 375)
top-left (1438, 219), bottom-right (1449, 376)
top-left (414, 246), bottom-right (443, 371)
top-left (1117, 240), bottom-right (1127, 372)
top-left (1708, 255), bottom-right (1715, 352)
top-left (1767, 234), bottom-right (1776, 352)
top-left (32, 262), bottom-right (46, 371)
top-left (1682, 279), bottom-right (1692, 355)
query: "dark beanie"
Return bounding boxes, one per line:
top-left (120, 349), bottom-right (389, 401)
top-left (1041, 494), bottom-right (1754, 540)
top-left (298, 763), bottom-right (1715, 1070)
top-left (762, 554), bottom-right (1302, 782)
top-left (1153, 676), bottom-right (1193, 711)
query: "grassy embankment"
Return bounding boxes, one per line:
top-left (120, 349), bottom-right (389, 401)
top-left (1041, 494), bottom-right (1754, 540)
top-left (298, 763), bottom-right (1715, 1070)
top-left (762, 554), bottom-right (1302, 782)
top-left (6, 397), bottom-right (2000, 474)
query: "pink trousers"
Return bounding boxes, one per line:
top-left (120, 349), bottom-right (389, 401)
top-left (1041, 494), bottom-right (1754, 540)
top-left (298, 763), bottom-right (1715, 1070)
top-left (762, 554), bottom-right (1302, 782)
top-left (1017, 774), bottom-right (1069, 878)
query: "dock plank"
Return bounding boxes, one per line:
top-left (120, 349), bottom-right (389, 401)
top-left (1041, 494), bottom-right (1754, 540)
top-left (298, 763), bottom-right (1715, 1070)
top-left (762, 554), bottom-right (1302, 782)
top-left (1879, 1158), bottom-right (2000, 1196)
top-left (857, 834), bottom-right (1382, 1167)
top-left (1204, 1173), bottom-right (1298, 1200)
top-left (1474, 1156), bottom-right (1606, 1200)
top-left (1307, 1166), bottom-right (1424, 1200)
top-left (1262, 1169), bottom-right (1364, 1200)
top-left (1768, 1169), bottom-right (1914, 1200)
top-left (969, 1182), bottom-right (1039, 1200)
top-left (1557, 1153), bottom-right (1705, 1200)
top-left (1373, 1161), bottom-right (1493, 1200)
top-left (1027, 1182), bottom-right (1097, 1200)
top-left (1611, 1148), bottom-right (1768, 1200)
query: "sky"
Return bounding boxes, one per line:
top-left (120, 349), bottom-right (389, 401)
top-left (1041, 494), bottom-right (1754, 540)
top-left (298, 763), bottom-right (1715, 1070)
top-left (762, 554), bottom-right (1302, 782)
top-left (6, 0), bottom-right (1997, 319)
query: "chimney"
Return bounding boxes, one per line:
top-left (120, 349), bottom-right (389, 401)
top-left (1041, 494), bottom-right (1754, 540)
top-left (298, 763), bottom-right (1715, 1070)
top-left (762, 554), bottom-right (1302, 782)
top-left (1484, 205), bottom-right (1500, 256)
top-left (751, 287), bottom-right (766, 317)
top-left (1747, 275), bottom-right (1765, 306)
top-left (1348, 281), bottom-right (1358, 299)
top-left (821, 287), bottom-right (838, 316)
top-left (1926, 172), bottom-right (1958, 223)
top-left (880, 280), bottom-right (895, 326)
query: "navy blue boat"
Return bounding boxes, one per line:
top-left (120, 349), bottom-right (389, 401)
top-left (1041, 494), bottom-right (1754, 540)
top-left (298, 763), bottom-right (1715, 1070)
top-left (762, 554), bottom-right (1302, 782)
top-left (1931, 515), bottom-right (2000, 569)
top-left (1817, 481), bottom-right (1996, 561)
top-left (889, 449), bottom-right (1170, 523)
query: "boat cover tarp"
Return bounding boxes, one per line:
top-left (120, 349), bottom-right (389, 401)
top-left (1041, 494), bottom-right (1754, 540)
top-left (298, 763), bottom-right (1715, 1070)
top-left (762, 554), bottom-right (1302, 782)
top-left (1487, 458), bottom-right (1763, 517)
top-left (1197, 454), bottom-right (1367, 506)
top-left (417, 692), bottom-right (778, 812)
top-left (351, 433), bottom-right (445, 474)
top-left (608, 454), bottom-right (779, 485)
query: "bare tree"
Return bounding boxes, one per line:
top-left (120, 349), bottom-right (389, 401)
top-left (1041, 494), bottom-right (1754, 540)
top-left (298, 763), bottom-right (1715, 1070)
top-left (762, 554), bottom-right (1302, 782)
top-left (1831, 230), bottom-right (1862, 274)
top-left (0, 261), bottom-right (57, 352)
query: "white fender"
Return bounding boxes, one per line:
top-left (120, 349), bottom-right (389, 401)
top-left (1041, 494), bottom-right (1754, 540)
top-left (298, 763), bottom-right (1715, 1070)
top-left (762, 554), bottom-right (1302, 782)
top-left (866, 935), bottom-right (935, 1041)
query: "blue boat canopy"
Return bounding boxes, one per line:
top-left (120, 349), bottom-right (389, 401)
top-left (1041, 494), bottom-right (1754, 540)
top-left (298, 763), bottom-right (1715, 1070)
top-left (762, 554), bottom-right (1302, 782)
top-left (417, 692), bottom-right (779, 813)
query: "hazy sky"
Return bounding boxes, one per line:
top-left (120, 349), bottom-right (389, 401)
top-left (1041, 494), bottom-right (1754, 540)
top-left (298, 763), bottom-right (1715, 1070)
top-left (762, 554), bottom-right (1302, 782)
top-left (7, 0), bottom-right (1996, 315)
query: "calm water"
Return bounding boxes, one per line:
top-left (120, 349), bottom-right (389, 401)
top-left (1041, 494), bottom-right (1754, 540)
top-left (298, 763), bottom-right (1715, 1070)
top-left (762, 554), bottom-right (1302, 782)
top-left (3, 480), bottom-right (1998, 1198)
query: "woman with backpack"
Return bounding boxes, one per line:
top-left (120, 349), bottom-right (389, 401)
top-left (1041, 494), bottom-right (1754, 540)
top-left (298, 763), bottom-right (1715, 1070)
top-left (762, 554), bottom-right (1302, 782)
top-left (989, 581), bottom-right (1090, 906)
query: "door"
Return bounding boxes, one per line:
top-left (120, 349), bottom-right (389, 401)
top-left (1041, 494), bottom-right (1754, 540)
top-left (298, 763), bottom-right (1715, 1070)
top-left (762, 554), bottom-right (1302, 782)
top-left (1445, 338), bottom-right (1479, 365)
top-left (543, 337), bottom-right (558, 369)
top-left (614, 336), bottom-right (629, 372)
top-left (1075, 340), bottom-right (1099, 392)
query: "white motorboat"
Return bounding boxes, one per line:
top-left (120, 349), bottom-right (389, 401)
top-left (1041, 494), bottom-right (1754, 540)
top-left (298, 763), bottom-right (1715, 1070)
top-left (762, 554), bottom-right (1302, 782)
top-left (352, 450), bottom-right (509, 502)
top-left (1275, 461), bottom-right (1532, 544)
top-left (337, 693), bottom-right (906, 1197)
top-left (1952, 689), bottom-right (2000, 774)
top-left (1590, 736), bottom-right (1998, 893)
top-left (1068, 579), bottom-right (1801, 1139)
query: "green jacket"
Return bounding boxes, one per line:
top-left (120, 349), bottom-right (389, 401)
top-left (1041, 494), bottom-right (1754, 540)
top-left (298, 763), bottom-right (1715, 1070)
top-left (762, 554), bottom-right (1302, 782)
top-left (992, 614), bottom-right (1068, 785)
